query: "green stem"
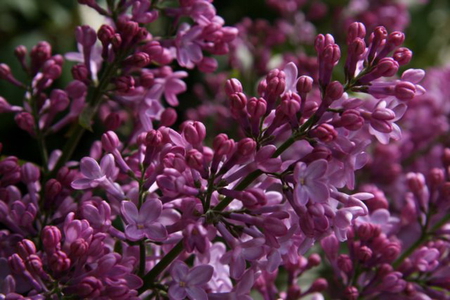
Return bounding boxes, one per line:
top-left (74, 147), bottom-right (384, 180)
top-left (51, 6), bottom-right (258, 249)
top-left (139, 241), bottom-right (146, 277)
top-left (29, 91), bottom-right (49, 173)
top-left (139, 241), bottom-right (184, 294)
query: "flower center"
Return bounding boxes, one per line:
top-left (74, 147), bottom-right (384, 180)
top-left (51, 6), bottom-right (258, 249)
top-left (179, 281), bottom-right (186, 287)
top-left (137, 223), bottom-right (145, 229)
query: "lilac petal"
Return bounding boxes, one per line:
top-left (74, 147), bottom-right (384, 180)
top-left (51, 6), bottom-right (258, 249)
top-left (230, 255), bottom-right (245, 279)
top-left (124, 224), bottom-right (144, 241)
top-left (234, 270), bottom-right (254, 296)
top-left (305, 181), bottom-right (329, 203)
top-left (334, 210), bottom-right (353, 229)
top-left (100, 154), bottom-right (116, 178)
top-left (169, 284), bottom-right (187, 300)
top-left (80, 157), bottom-right (103, 179)
top-left (144, 223), bottom-right (168, 241)
top-left (71, 178), bottom-right (98, 189)
top-left (293, 162), bottom-right (307, 179)
top-left (186, 286), bottom-right (208, 300)
top-left (294, 185), bottom-right (309, 206)
top-left (242, 246), bottom-right (264, 261)
top-left (186, 265), bottom-right (213, 286)
top-left (283, 62), bottom-right (298, 92)
top-left (171, 261), bottom-right (189, 282)
top-left (121, 201), bottom-right (139, 224)
top-left (307, 159), bottom-right (328, 179)
top-left (401, 68), bottom-right (425, 83)
top-left (139, 199), bottom-right (162, 223)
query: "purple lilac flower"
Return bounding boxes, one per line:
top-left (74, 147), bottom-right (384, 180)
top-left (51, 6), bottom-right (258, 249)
top-left (293, 159), bottom-right (329, 206)
top-left (120, 200), bottom-right (167, 242)
top-left (168, 261), bottom-right (213, 300)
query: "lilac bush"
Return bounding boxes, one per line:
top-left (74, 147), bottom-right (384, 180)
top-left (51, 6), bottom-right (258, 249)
top-left (0, 0), bottom-right (449, 299)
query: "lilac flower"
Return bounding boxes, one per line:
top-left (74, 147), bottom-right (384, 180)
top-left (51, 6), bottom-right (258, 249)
top-left (368, 98), bottom-right (407, 144)
top-left (293, 159), bottom-right (329, 206)
top-left (120, 200), bottom-right (167, 242)
top-left (146, 69), bottom-right (188, 106)
top-left (175, 23), bottom-right (204, 68)
top-left (169, 261), bottom-right (213, 300)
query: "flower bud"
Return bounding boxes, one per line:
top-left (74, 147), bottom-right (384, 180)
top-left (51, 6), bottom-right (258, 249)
top-left (75, 25), bottom-right (97, 48)
top-left (347, 22), bottom-right (366, 44)
top-left (141, 41), bottom-right (163, 59)
top-left (42, 225), bottom-right (62, 251)
top-left (186, 149), bottom-right (204, 170)
top-left (337, 254), bottom-right (353, 273)
top-left (15, 112), bottom-right (34, 135)
top-left (225, 78), bottom-right (243, 97)
top-left (393, 47), bottom-right (412, 66)
top-left (115, 76), bottom-right (135, 93)
top-left (72, 64), bottom-right (89, 82)
top-left (394, 81), bottom-right (415, 101)
top-left (229, 92), bottom-right (247, 110)
top-left (340, 109), bottom-right (364, 130)
top-left (296, 75), bottom-right (313, 94)
top-left (198, 57), bottom-right (218, 73)
top-left (145, 129), bottom-right (163, 147)
top-left (237, 138), bottom-right (256, 156)
top-left (123, 52), bottom-right (151, 68)
top-left (325, 81), bottom-right (343, 100)
top-left (309, 278), bottom-right (328, 293)
top-left (50, 89), bottom-right (70, 111)
top-left (0, 63), bottom-right (11, 80)
top-left (311, 123), bottom-right (337, 142)
top-left (357, 245), bottom-right (373, 262)
top-left (213, 133), bottom-right (234, 156)
top-left (104, 113), bottom-right (121, 131)
top-left (247, 97), bottom-right (267, 119)
top-left (45, 179), bottom-right (62, 200)
top-left (182, 121), bottom-right (206, 145)
top-left (160, 108), bottom-right (177, 127)
top-left (344, 286), bottom-right (359, 300)
top-left (102, 131), bottom-right (120, 152)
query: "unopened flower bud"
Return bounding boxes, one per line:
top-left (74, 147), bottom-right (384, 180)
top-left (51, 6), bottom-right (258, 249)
top-left (296, 75), bottom-right (313, 94)
top-left (141, 41), bottom-right (163, 59)
top-left (102, 131), bottom-right (120, 152)
top-left (347, 22), bottom-right (366, 44)
top-left (186, 149), bottom-right (204, 170)
top-left (357, 245), bottom-right (373, 262)
top-left (124, 52), bottom-right (151, 68)
top-left (98, 24), bottom-right (115, 45)
top-left (115, 75), bottom-right (135, 93)
top-left (104, 112), bottom-right (121, 131)
top-left (311, 123), bottom-right (337, 142)
top-left (50, 89), bottom-right (70, 111)
top-left (15, 112), bottom-right (34, 135)
top-left (213, 134), bottom-right (234, 156)
top-left (230, 92), bottom-right (247, 110)
top-left (17, 239), bottom-right (37, 258)
top-left (237, 138), bottom-right (256, 156)
top-left (182, 121), bottom-right (206, 145)
top-left (72, 64), bottom-right (89, 82)
top-left (70, 239), bottom-right (89, 257)
top-left (247, 97), bottom-right (267, 119)
top-left (160, 108), bottom-right (177, 127)
top-left (309, 278), bottom-right (328, 293)
top-left (395, 81), bottom-right (415, 101)
top-left (75, 25), bottom-right (97, 47)
top-left (341, 109), bottom-right (364, 130)
top-left (325, 81), bottom-right (343, 100)
top-left (0, 63), bottom-right (11, 80)
top-left (145, 129), bottom-right (163, 146)
top-left (45, 179), bottom-right (62, 200)
top-left (393, 47), bottom-right (412, 66)
top-left (42, 226), bottom-right (62, 251)
top-left (344, 286), bottom-right (359, 300)
top-left (198, 57), bottom-right (218, 73)
top-left (337, 254), bottom-right (353, 273)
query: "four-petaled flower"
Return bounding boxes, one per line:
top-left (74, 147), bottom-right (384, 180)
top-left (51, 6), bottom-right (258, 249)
top-left (120, 200), bottom-right (168, 242)
top-left (169, 261), bottom-right (214, 300)
top-left (293, 159), bottom-right (329, 206)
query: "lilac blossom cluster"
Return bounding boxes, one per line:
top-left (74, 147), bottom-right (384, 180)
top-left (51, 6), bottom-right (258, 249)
top-left (0, 0), bottom-right (448, 299)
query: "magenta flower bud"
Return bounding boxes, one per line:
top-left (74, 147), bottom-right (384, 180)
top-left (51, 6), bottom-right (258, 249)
top-left (428, 168), bottom-right (445, 188)
top-left (24, 254), bottom-right (43, 275)
top-left (407, 172), bottom-right (426, 193)
top-left (381, 242), bottom-right (401, 262)
top-left (393, 47), bottom-right (413, 66)
top-left (75, 25), bottom-right (97, 47)
top-left (280, 94), bottom-right (301, 116)
top-left (115, 75), bottom-right (135, 93)
top-left (394, 81), bottom-right (416, 101)
top-left (111, 33), bottom-right (123, 51)
top-left (357, 223), bottom-right (380, 240)
top-left (145, 129), bottom-right (163, 146)
top-left (314, 34), bottom-right (334, 53)
top-left (76, 276), bottom-right (103, 299)
top-left (213, 133), bottom-right (234, 156)
top-left (186, 149), bottom-right (204, 170)
top-left (296, 75), bottom-right (313, 94)
top-left (70, 238), bottom-right (89, 257)
top-left (50, 89), bottom-right (69, 111)
top-left (325, 81), bottom-right (344, 100)
top-left (182, 121), bottom-right (206, 145)
top-left (8, 253), bottom-right (26, 274)
top-left (101, 131), bottom-right (120, 152)
top-left (45, 179), bottom-right (62, 201)
top-left (229, 92), bottom-right (247, 110)
top-left (372, 108), bottom-right (395, 121)
top-left (198, 57), bottom-right (218, 73)
top-left (322, 44), bottom-right (341, 65)
top-left (237, 138), bottom-right (256, 156)
top-left (311, 123), bottom-right (337, 142)
top-left (98, 24), bottom-right (115, 46)
top-left (357, 245), bottom-right (373, 262)
top-left (42, 226), bottom-right (62, 251)
top-left (65, 80), bottom-right (87, 99)
top-left (257, 79), bottom-right (268, 96)
top-left (42, 59), bottom-right (62, 79)
top-left (376, 57), bottom-right (399, 77)
top-left (141, 40), bottom-right (163, 59)
top-left (15, 112), bottom-right (34, 135)
top-left (265, 69), bottom-right (286, 99)
top-left (72, 64), bottom-right (89, 82)
top-left (17, 240), bottom-right (37, 258)
top-left (30, 41), bottom-right (52, 74)
top-left (21, 162), bottom-right (40, 184)
top-left (0, 63), bottom-right (11, 80)
top-left (14, 45), bottom-right (27, 61)
top-left (307, 253), bottom-right (322, 268)
top-left (49, 250), bottom-right (71, 272)
top-left (104, 112), bottom-right (121, 131)
top-left (140, 71), bottom-right (154, 88)
top-left (309, 278), bottom-right (328, 293)
top-left (344, 286), bottom-right (359, 300)
top-left (124, 52), bottom-right (151, 68)
top-left (337, 254), bottom-right (353, 273)
top-left (347, 22), bottom-right (366, 44)
top-left (340, 109), bottom-right (364, 130)
top-left (57, 166), bottom-right (77, 188)
top-left (246, 98), bottom-right (266, 121)
top-left (160, 108), bottom-right (177, 127)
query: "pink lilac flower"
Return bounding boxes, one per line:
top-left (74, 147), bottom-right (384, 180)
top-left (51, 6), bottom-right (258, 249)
top-left (120, 200), bottom-right (167, 242)
top-left (168, 261), bottom-right (213, 300)
top-left (146, 69), bottom-right (188, 106)
top-left (293, 159), bottom-right (329, 206)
